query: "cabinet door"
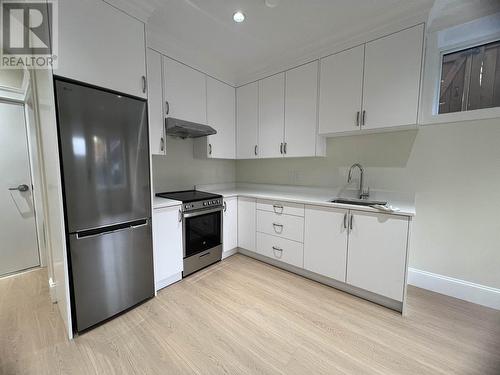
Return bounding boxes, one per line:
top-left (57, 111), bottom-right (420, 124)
top-left (362, 24), bottom-right (424, 129)
top-left (236, 83), bottom-right (259, 159)
top-left (237, 197), bottom-right (256, 252)
top-left (259, 73), bottom-right (285, 158)
top-left (206, 77), bottom-right (236, 159)
top-left (223, 197), bottom-right (238, 254)
top-left (152, 206), bottom-right (183, 291)
top-left (285, 61), bottom-right (319, 157)
top-left (304, 206), bottom-right (348, 282)
top-left (347, 211), bottom-right (409, 301)
top-left (58, 0), bottom-right (146, 98)
top-left (147, 49), bottom-right (165, 155)
top-left (164, 57), bottom-right (206, 125)
top-left (319, 45), bottom-right (364, 135)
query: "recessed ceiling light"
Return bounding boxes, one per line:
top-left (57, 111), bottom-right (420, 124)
top-left (233, 11), bottom-right (245, 23)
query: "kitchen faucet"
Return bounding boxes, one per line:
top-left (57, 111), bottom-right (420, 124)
top-left (348, 163), bottom-right (370, 199)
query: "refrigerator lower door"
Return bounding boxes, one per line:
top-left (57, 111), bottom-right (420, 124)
top-left (69, 221), bottom-right (154, 332)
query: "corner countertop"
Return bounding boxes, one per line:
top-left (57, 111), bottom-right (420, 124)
top-left (153, 196), bottom-right (182, 209)
top-left (195, 183), bottom-right (416, 217)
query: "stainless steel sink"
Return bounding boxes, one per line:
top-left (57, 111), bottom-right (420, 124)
top-left (330, 198), bottom-right (387, 206)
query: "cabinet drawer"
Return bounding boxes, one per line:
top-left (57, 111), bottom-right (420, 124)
top-left (256, 210), bottom-right (304, 242)
top-left (256, 199), bottom-right (304, 217)
top-left (256, 233), bottom-right (304, 268)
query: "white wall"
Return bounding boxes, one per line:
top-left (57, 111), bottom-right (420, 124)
top-left (236, 119), bottom-right (500, 290)
top-left (152, 136), bottom-right (236, 193)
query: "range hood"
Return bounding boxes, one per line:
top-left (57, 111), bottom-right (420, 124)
top-left (165, 117), bottom-right (217, 139)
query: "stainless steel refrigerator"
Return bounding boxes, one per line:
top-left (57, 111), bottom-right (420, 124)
top-left (54, 78), bottom-right (154, 333)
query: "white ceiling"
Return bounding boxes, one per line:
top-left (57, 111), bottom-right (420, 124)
top-left (113, 0), bottom-right (436, 85)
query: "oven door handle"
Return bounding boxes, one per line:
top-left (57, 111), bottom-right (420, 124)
top-left (183, 206), bottom-right (223, 218)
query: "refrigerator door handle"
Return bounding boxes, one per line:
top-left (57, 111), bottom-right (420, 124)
top-left (75, 219), bottom-right (149, 240)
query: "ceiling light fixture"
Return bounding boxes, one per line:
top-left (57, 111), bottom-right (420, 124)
top-left (233, 11), bottom-right (245, 23)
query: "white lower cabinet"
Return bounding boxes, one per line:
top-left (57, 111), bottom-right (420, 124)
top-left (237, 197), bottom-right (256, 251)
top-left (304, 206), bottom-right (348, 282)
top-left (346, 211), bottom-right (409, 301)
top-left (257, 209), bottom-right (304, 242)
top-left (152, 206), bottom-right (183, 291)
top-left (256, 233), bottom-right (304, 268)
top-left (223, 197), bottom-right (238, 256)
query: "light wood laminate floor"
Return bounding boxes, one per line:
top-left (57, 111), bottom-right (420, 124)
top-left (1, 254), bottom-right (499, 375)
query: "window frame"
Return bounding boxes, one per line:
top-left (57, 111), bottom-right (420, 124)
top-left (420, 13), bottom-right (500, 125)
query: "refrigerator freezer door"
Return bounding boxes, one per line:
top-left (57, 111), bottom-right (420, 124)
top-left (55, 79), bottom-right (151, 233)
top-left (69, 222), bottom-right (154, 332)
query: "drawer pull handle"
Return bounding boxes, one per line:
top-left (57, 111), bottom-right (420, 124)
top-left (273, 204), bottom-right (284, 214)
top-left (272, 246), bottom-right (283, 258)
top-left (272, 223), bottom-right (283, 234)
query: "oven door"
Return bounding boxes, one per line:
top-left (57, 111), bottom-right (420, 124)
top-left (183, 207), bottom-right (222, 258)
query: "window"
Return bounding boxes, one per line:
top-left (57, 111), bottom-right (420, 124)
top-left (438, 40), bottom-right (500, 114)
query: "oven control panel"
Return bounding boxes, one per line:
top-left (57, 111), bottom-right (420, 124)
top-left (182, 198), bottom-right (223, 212)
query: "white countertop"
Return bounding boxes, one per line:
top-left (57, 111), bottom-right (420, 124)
top-left (196, 183), bottom-right (416, 217)
top-left (153, 196), bottom-right (182, 209)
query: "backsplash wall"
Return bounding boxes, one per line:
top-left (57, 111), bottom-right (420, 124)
top-left (152, 136), bottom-right (236, 193)
top-left (236, 119), bottom-right (500, 290)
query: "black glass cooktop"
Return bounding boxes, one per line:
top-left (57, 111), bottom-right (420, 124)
top-left (156, 190), bottom-right (222, 203)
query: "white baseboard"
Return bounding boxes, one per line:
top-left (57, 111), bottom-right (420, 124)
top-left (156, 272), bottom-right (182, 292)
top-left (222, 248), bottom-right (238, 260)
top-left (408, 268), bottom-right (500, 310)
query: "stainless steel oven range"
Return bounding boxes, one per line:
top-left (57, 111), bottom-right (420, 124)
top-left (155, 190), bottom-right (223, 276)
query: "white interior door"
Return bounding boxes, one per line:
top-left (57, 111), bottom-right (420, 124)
top-left (0, 101), bottom-right (39, 276)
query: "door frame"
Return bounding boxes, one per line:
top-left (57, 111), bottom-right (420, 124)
top-left (0, 81), bottom-right (45, 276)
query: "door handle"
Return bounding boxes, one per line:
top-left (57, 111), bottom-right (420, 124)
top-left (223, 201), bottom-right (227, 212)
top-left (165, 101), bottom-right (170, 115)
top-left (209, 143), bottom-right (212, 155)
top-left (283, 142), bottom-right (287, 155)
top-left (280, 143), bottom-right (283, 154)
top-left (362, 110), bottom-right (366, 126)
top-left (160, 137), bottom-right (165, 152)
top-left (178, 209), bottom-right (182, 222)
top-left (142, 76), bottom-right (147, 94)
top-left (349, 214), bottom-right (354, 231)
top-left (356, 111), bottom-right (360, 127)
top-left (343, 212), bottom-right (348, 229)
top-left (9, 184), bottom-right (29, 192)
top-left (254, 145), bottom-right (258, 156)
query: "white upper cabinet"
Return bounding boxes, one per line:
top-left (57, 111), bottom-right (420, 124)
top-left (146, 49), bottom-right (165, 155)
top-left (347, 211), bottom-right (409, 301)
top-left (304, 206), bottom-right (348, 282)
top-left (236, 82), bottom-right (259, 159)
top-left (362, 24), bottom-right (424, 129)
top-left (319, 45), bottom-right (365, 135)
top-left (58, 0), bottom-right (146, 98)
top-left (204, 77), bottom-right (236, 159)
top-left (285, 61), bottom-right (321, 157)
top-left (163, 57), bottom-right (206, 125)
top-left (259, 73), bottom-right (285, 158)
